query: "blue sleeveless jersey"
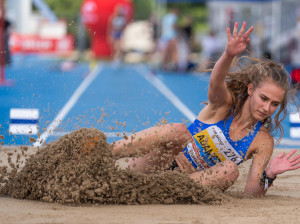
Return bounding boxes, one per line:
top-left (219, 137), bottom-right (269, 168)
top-left (183, 116), bottom-right (262, 170)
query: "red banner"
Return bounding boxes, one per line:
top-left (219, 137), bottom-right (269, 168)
top-left (9, 33), bottom-right (74, 54)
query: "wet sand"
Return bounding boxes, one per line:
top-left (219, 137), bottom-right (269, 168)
top-left (0, 130), bottom-right (299, 224)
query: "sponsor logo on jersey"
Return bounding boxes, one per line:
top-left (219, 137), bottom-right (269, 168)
top-left (191, 125), bottom-right (243, 167)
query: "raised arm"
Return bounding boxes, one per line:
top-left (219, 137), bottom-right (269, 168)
top-left (208, 22), bottom-right (253, 107)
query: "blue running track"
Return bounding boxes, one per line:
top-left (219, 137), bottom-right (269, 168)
top-left (0, 54), bottom-right (299, 148)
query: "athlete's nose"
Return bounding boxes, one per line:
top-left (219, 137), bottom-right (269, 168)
top-left (262, 102), bottom-right (271, 113)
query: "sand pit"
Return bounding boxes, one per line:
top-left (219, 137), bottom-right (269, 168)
top-left (0, 128), bottom-right (225, 205)
top-left (1, 128), bottom-right (300, 224)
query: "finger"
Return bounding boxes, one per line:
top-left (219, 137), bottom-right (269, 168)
top-left (277, 152), bottom-right (285, 158)
top-left (291, 162), bottom-right (300, 169)
top-left (233, 22), bottom-right (238, 37)
top-left (289, 164), bottom-right (300, 171)
top-left (243, 26), bottom-right (254, 39)
top-left (226, 27), bottom-right (232, 41)
top-left (245, 38), bottom-right (251, 44)
top-left (286, 149), bottom-right (297, 159)
top-left (238, 22), bottom-right (246, 37)
top-left (290, 154), bottom-right (300, 163)
top-left (291, 156), bottom-right (300, 167)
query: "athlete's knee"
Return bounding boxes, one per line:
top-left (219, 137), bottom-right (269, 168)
top-left (170, 123), bottom-right (189, 137)
top-left (160, 123), bottom-right (189, 144)
top-left (222, 160), bottom-right (239, 182)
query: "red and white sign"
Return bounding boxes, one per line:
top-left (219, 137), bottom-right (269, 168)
top-left (9, 33), bottom-right (74, 54)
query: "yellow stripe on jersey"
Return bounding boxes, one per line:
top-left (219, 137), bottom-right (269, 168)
top-left (193, 130), bottom-right (226, 162)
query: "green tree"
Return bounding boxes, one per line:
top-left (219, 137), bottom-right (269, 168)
top-left (44, 0), bottom-right (154, 22)
top-left (44, 0), bottom-right (82, 21)
top-left (43, 0), bottom-right (154, 31)
top-left (167, 2), bottom-right (208, 33)
top-left (43, 0), bottom-right (82, 36)
top-left (132, 0), bottom-right (153, 21)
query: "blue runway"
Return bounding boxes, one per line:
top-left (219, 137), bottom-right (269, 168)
top-left (0, 54), bottom-right (299, 148)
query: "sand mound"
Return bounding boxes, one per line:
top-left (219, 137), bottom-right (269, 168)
top-left (0, 128), bottom-right (227, 204)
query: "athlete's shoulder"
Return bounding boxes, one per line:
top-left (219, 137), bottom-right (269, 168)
top-left (197, 103), bottom-right (231, 124)
top-left (253, 125), bottom-right (274, 153)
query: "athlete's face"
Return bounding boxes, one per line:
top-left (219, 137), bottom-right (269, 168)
top-left (248, 79), bottom-right (285, 121)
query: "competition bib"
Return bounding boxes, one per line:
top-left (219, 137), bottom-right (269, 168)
top-left (186, 125), bottom-right (243, 168)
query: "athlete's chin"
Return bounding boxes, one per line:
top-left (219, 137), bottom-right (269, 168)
top-left (256, 117), bottom-right (266, 122)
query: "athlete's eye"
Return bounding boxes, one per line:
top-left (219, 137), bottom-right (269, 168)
top-left (260, 96), bottom-right (267, 101)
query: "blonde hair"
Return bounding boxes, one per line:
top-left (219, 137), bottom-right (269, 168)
top-left (225, 56), bottom-right (298, 142)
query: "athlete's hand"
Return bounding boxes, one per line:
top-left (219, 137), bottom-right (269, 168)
top-left (266, 149), bottom-right (300, 178)
top-left (225, 22), bottom-right (253, 57)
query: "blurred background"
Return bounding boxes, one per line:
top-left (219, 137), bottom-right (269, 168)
top-left (0, 0), bottom-right (300, 147)
top-left (0, 0), bottom-right (299, 71)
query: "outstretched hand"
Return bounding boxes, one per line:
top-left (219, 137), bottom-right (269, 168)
top-left (267, 149), bottom-right (300, 178)
top-left (225, 22), bottom-right (253, 57)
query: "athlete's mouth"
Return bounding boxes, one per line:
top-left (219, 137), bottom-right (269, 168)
top-left (258, 111), bottom-right (267, 117)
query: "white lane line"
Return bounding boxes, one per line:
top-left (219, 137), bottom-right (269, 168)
top-left (135, 65), bottom-right (196, 122)
top-left (33, 63), bottom-right (103, 147)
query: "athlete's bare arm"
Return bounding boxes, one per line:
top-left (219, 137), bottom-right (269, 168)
top-left (244, 132), bottom-right (300, 196)
top-left (244, 131), bottom-right (274, 196)
top-left (197, 22), bottom-right (253, 123)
